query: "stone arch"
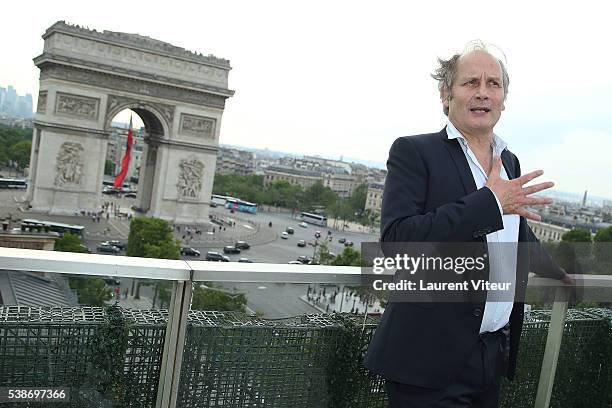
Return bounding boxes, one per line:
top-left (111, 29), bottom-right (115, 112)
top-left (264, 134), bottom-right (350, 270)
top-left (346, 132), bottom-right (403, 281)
top-left (27, 21), bottom-right (234, 223)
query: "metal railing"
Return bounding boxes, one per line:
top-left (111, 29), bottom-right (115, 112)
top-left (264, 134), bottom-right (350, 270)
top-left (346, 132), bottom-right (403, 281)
top-left (0, 247), bottom-right (611, 408)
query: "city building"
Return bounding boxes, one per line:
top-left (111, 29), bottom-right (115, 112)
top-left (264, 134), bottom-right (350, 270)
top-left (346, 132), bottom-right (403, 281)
top-left (527, 220), bottom-right (571, 242)
top-left (0, 85), bottom-right (33, 118)
top-left (322, 171), bottom-right (360, 198)
top-left (216, 147), bottom-right (255, 175)
top-left (365, 183), bottom-right (384, 217)
top-left (263, 165), bottom-right (321, 189)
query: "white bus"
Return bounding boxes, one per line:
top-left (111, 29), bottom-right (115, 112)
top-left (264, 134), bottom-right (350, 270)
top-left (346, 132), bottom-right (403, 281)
top-left (21, 219), bottom-right (85, 236)
top-left (300, 212), bottom-right (328, 227)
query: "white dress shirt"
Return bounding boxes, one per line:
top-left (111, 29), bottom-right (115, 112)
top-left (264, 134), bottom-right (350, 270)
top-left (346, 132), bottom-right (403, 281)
top-left (446, 120), bottom-right (519, 333)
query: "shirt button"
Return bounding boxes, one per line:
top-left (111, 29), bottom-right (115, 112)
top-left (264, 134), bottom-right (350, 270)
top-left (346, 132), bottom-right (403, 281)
top-left (473, 309), bottom-right (482, 317)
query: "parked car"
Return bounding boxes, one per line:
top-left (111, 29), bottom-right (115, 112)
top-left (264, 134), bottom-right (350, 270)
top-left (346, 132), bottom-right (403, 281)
top-left (344, 240), bottom-right (354, 247)
top-left (124, 192), bottom-right (137, 198)
top-left (338, 237), bottom-right (346, 244)
top-left (181, 247), bottom-right (201, 257)
top-left (223, 246), bottom-right (241, 254)
top-left (299, 222), bottom-right (308, 228)
top-left (285, 227), bottom-right (295, 235)
top-left (288, 260), bottom-right (303, 265)
top-left (105, 240), bottom-right (126, 250)
top-left (97, 243), bottom-right (120, 254)
top-left (235, 241), bottom-right (250, 250)
top-left (102, 186), bottom-right (119, 195)
top-left (205, 251), bottom-right (230, 262)
top-left (297, 240), bottom-right (306, 247)
top-left (238, 258), bottom-right (253, 263)
top-left (314, 231), bottom-right (321, 239)
top-left (281, 232), bottom-right (289, 239)
top-left (296, 255), bottom-right (312, 264)
top-left (103, 276), bottom-right (121, 286)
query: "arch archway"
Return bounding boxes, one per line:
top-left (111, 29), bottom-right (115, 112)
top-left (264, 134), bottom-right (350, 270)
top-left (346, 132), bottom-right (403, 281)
top-left (27, 21), bottom-right (234, 223)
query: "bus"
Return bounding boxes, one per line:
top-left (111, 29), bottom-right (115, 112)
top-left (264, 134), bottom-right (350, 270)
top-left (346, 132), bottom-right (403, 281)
top-left (0, 178), bottom-right (27, 189)
top-left (21, 219), bottom-right (85, 236)
top-left (225, 198), bottom-right (258, 214)
top-left (300, 212), bottom-right (328, 227)
top-left (211, 194), bottom-right (229, 206)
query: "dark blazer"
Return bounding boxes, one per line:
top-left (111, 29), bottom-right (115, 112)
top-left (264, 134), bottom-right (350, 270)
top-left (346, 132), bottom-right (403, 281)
top-left (363, 128), bottom-right (565, 389)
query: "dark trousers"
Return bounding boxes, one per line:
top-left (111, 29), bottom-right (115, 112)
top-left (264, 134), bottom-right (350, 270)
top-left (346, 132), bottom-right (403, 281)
top-left (386, 329), bottom-right (507, 408)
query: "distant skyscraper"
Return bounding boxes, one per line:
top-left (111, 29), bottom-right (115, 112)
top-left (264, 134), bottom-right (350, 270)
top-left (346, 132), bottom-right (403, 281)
top-left (582, 190), bottom-right (588, 207)
top-left (0, 85), bottom-right (34, 117)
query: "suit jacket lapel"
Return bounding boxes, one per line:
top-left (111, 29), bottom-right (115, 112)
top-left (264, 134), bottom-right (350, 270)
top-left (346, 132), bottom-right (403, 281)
top-left (501, 150), bottom-right (516, 180)
top-left (441, 128), bottom-right (477, 194)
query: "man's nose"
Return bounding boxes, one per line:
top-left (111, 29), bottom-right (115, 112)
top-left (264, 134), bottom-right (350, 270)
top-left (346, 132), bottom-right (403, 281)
top-left (475, 82), bottom-right (489, 99)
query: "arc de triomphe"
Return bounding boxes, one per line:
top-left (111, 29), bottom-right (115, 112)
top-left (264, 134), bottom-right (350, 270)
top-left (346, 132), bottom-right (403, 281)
top-left (27, 21), bottom-right (234, 224)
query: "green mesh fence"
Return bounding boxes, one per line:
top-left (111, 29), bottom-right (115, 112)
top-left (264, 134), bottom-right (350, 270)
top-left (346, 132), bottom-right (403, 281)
top-left (0, 306), bottom-right (610, 407)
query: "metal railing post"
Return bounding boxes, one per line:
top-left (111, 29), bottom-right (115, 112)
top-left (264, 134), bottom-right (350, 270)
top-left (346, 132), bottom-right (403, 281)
top-left (156, 279), bottom-right (193, 408)
top-left (534, 286), bottom-right (569, 408)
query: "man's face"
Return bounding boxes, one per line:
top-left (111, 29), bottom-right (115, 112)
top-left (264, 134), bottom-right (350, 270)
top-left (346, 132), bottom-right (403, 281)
top-left (442, 51), bottom-right (505, 136)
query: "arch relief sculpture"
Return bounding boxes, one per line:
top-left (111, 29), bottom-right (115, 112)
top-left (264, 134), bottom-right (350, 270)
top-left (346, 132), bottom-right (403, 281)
top-left (177, 157), bottom-right (204, 199)
top-left (54, 141), bottom-right (84, 187)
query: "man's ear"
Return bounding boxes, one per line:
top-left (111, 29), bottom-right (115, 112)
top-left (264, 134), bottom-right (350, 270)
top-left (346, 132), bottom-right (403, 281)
top-left (441, 88), bottom-right (450, 109)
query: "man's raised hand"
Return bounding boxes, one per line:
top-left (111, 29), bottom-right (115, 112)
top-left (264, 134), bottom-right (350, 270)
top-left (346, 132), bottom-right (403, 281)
top-left (485, 156), bottom-right (554, 221)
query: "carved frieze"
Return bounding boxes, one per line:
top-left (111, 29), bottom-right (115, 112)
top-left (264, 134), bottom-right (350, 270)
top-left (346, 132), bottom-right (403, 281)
top-left (41, 64), bottom-right (226, 109)
top-left (55, 92), bottom-right (99, 120)
top-left (179, 114), bottom-right (216, 139)
top-left (37, 92), bottom-right (47, 113)
top-left (177, 157), bottom-right (204, 199)
top-left (54, 141), bottom-right (84, 187)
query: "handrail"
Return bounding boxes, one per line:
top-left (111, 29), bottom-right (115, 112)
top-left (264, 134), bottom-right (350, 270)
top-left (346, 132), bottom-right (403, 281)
top-left (1, 247), bottom-right (611, 408)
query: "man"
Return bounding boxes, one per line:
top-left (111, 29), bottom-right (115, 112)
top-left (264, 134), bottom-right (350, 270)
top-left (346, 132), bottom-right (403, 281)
top-left (363, 41), bottom-right (572, 407)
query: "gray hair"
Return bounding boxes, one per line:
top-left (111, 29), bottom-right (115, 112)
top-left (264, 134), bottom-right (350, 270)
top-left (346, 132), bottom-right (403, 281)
top-left (432, 40), bottom-right (510, 116)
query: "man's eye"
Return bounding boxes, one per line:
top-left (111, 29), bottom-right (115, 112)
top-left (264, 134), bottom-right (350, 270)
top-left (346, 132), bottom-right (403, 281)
top-left (465, 80), bottom-right (477, 86)
top-left (489, 80), bottom-right (501, 87)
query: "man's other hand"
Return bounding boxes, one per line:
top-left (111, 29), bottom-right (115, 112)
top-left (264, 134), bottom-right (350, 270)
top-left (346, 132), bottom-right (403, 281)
top-left (485, 156), bottom-right (554, 221)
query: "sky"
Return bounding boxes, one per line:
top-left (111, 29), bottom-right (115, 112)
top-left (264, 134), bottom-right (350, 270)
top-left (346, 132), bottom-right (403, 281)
top-left (2, 1), bottom-right (611, 199)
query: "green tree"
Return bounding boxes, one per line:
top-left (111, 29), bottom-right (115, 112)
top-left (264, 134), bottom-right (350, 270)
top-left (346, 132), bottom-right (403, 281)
top-left (9, 140), bottom-right (31, 169)
top-left (54, 232), bottom-right (88, 253)
top-left (331, 247), bottom-right (363, 267)
top-left (191, 283), bottom-right (247, 312)
top-left (348, 183), bottom-right (368, 214)
top-left (562, 229), bottom-right (592, 243)
top-left (127, 217), bottom-right (180, 302)
top-left (104, 159), bottom-right (115, 176)
top-left (594, 226), bottom-right (612, 265)
top-left (54, 233), bottom-right (112, 305)
top-left (127, 217), bottom-right (180, 259)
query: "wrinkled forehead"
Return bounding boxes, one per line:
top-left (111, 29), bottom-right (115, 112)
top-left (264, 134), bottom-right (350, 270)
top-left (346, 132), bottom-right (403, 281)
top-left (455, 50), bottom-right (503, 79)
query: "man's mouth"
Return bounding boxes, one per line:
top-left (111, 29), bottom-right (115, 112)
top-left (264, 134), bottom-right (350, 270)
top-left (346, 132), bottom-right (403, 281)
top-left (470, 107), bottom-right (490, 113)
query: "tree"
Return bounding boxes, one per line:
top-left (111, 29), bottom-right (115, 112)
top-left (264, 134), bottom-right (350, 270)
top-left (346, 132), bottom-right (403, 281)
top-left (562, 229), bottom-right (592, 243)
top-left (594, 226), bottom-right (612, 264)
top-left (9, 140), bottom-right (31, 169)
top-left (54, 233), bottom-right (112, 305)
top-left (348, 183), bottom-right (368, 214)
top-left (104, 159), bottom-right (115, 176)
top-left (127, 217), bottom-right (180, 259)
top-left (555, 228), bottom-right (592, 273)
top-left (331, 247), bottom-right (363, 267)
top-left (191, 283), bottom-right (247, 312)
top-left (54, 232), bottom-right (88, 253)
top-left (127, 217), bottom-right (180, 302)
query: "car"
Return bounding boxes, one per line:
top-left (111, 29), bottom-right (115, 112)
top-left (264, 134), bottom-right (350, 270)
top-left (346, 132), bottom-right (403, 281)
top-left (223, 246), bottom-right (241, 254)
top-left (299, 222), bottom-right (308, 228)
top-left (338, 237), bottom-right (346, 244)
top-left (297, 240), bottom-right (306, 247)
top-left (285, 227), bottom-right (295, 235)
top-left (281, 232), bottom-right (289, 239)
top-left (344, 240), bottom-right (354, 247)
top-left (181, 247), bottom-right (201, 257)
top-left (102, 186), bottom-right (119, 195)
top-left (205, 251), bottom-right (230, 262)
top-left (124, 192), bottom-right (137, 198)
top-left (296, 255), bottom-right (312, 264)
top-left (235, 241), bottom-right (250, 250)
top-left (238, 258), bottom-right (253, 263)
top-left (105, 240), bottom-right (126, 250)
top-left (210, 202), bottom-right (218, 208)
top-left (97, 243), bottom-right (120, 253)
top-left (103, 276), bottom-right (121, 286)
top-left (288, 260), bottom-right (303, 265)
